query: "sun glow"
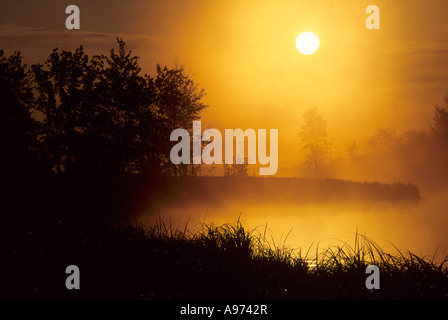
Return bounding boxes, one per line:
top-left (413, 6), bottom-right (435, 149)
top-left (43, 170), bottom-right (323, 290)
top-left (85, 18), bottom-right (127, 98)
top-left (296, 32), bottom-right (320, 55)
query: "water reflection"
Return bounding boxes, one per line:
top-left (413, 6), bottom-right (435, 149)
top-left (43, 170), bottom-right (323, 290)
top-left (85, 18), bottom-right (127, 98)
top-left (139, 188), bottom-right (448, 263)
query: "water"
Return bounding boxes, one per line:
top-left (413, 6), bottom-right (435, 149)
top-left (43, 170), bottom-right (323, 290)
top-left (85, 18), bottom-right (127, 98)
top-left (138, 187), bottom-right (448, 263)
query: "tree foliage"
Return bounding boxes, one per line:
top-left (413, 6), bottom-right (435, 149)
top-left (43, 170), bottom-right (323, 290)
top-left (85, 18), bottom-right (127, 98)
top-left (432, 97), bottom-right (448, 141)
top-left (298, 107), bottom-right (330, 171)
top-left (343, 95), bottom-right (448, 186)
top-left (0, 50), bottom-right (38, 177)
top-left (2, 38), bottom-right (207, 177)
top-left (367, 128), bottom-right (398, 153)
top-left (224, 157), bottom-right (249, 177)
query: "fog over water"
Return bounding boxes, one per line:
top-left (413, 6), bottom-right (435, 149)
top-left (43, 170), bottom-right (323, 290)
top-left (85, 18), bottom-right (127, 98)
top-left (139, 183), bottom-right (448, 263)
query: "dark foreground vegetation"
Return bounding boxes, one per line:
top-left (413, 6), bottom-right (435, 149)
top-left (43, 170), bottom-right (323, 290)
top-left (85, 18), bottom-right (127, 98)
top-left (1, 177), bottom-right (446, 300)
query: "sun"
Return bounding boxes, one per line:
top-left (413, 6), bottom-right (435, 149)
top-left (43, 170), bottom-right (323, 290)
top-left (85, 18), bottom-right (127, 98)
top-left (296, 32), bottom-right (320, 55)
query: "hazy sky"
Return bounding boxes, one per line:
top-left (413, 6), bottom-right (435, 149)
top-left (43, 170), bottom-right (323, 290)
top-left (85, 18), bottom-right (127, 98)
top-left (2, 0), bottom-right (448, 174)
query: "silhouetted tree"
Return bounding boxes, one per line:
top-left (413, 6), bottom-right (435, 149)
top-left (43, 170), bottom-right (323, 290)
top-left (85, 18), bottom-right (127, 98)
top-left (298, 107), bottom-right (330, 171)
top-left (31, 46), bottom-right (101, 173)
top-left (94, 39), bottom-right (156, 174)
top-left (28, 39), bottom-right (207, 176)
top-left (154, 63), bottom-right (207, 176)
top-left (0, 50), bottom-right (38, 178)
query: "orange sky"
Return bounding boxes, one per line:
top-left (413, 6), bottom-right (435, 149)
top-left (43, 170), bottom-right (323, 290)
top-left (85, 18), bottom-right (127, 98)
top-left (2, 0), bottom-right (448, 174)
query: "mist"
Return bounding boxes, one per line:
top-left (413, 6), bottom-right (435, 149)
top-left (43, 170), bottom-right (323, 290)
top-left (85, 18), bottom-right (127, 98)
top-left (134, 175), bottom-right (446, 264)
top-left (136, 101), bottom-right (448, 264)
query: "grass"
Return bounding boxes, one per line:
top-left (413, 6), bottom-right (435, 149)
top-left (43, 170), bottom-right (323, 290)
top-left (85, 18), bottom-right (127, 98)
top-left (186, 218), bottom-right (448, 299)
top-left (1, 176), bottom-right (446, 300)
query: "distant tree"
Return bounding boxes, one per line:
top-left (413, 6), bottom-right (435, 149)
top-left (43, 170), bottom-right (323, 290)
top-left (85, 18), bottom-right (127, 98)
top-left (400, 129), bottom-right (427, 147)
top-left (431, 98), bottom-right (448, 140)
top-left (298, 107), bottom-right (330, 170)
top-left (367, 128), bottom-right (398, 153)
top-left (224, 163), bottom-right (249, 177)
top-left (224, 157), bottom-right (249, 177)
top-left (347, 140), bottom-right (358, 159)
top-left (430, 98), bottom-right (448, 178)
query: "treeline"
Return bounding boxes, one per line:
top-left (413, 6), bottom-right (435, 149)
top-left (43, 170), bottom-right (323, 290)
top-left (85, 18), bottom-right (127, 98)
top-left (149, 176), bottom-right (420, 208)
top-left (1, 38), bottom-right (207, 179)
top-left (340, 103), bottom-right (448, 188)
top-left (300, 102), bottom-right (448, 188)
